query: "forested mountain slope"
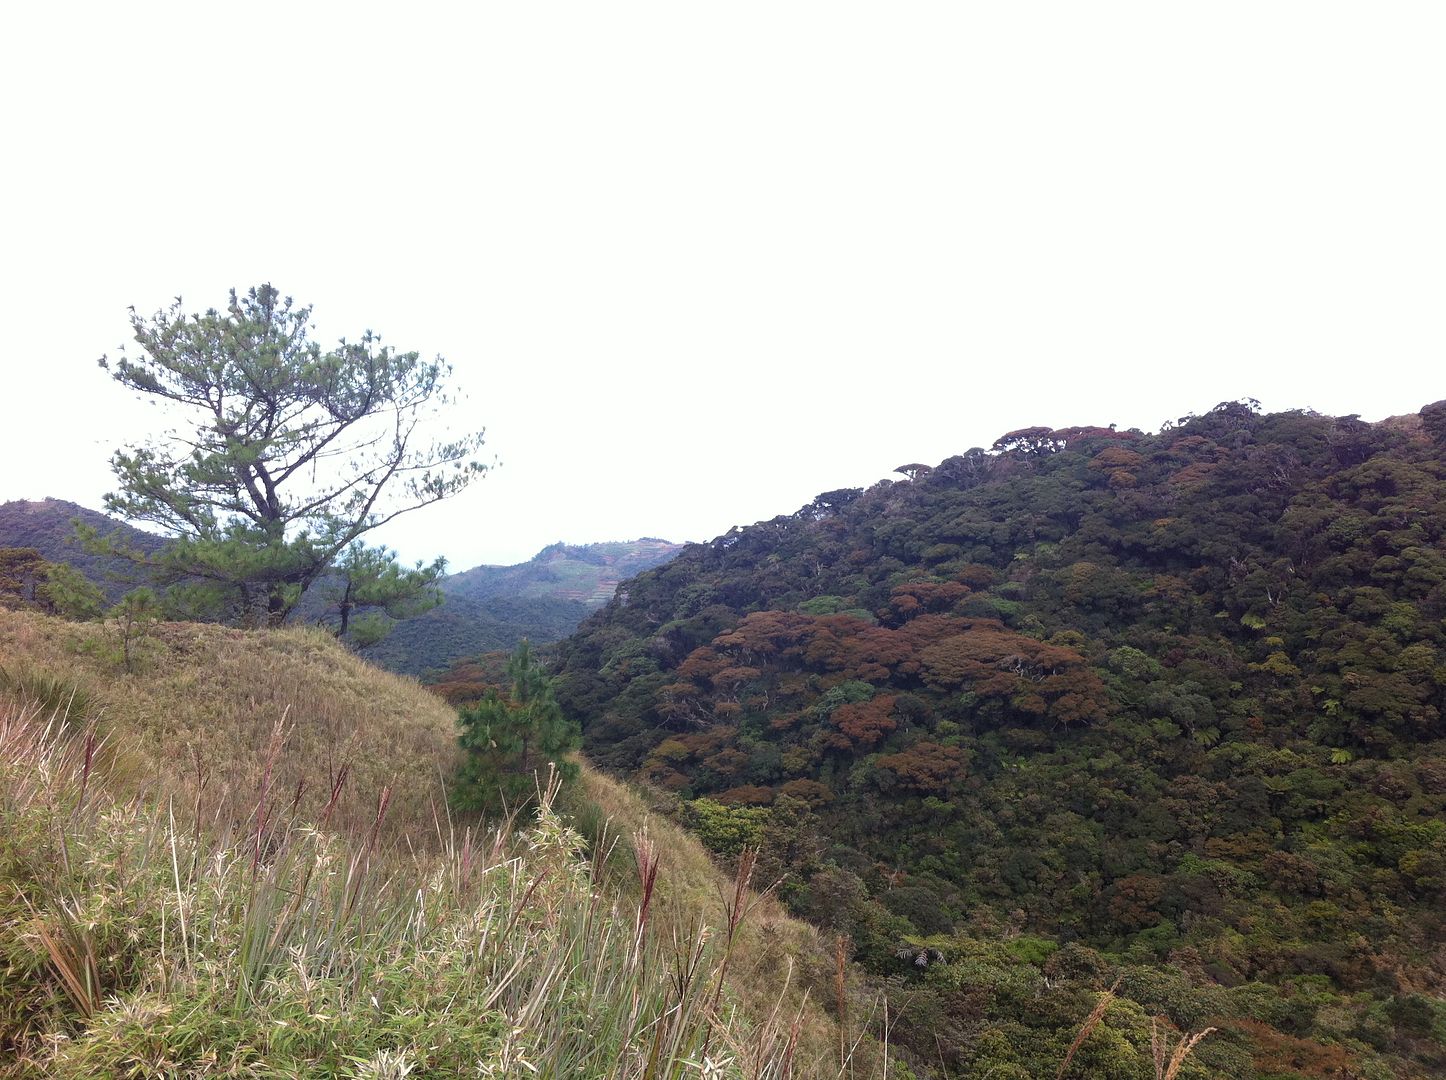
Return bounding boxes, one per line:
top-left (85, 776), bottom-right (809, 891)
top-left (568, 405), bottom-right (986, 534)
top-left (555, 400), bottom-right (1446, 1077)
top-left (0, 498), bottom-right (162, 602)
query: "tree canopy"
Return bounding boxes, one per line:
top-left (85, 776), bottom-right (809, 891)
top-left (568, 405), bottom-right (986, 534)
top-left (0, 547), bottom-right (104, 619)
top-left (553, 399), bottom-right (1446, 1077)
top-left (98, 284), bottom-right (487, 627)
top-left (452, 640), bottom-right (580, 814)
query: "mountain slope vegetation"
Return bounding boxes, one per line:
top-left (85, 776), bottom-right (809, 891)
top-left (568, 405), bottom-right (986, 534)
top-left (0, 607), bottom-right (858, 1078)
top-left (555, 400), bottom-right (1446, 1077)
top-left (0, 499), bottom-right (163, 604)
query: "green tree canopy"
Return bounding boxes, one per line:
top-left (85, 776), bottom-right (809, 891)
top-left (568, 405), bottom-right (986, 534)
top-left (452, 640), bottom-right (580, 814)
top-left (0, 547), bottom-right (105, 619)
top-left (97, 284), bottom-right (487, 627)
top-left (320, 542), bottom-right (446, 645)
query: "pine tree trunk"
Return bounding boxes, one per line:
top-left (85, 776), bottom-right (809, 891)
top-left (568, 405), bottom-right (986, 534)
top-left (267, 586), bottom-right (288, 628)
top-left (338, 579), bottom-right (353, 638)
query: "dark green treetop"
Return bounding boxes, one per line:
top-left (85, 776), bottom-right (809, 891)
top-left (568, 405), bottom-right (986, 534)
top-left (452, 639), bottom-right (580, 814)
top-left (320, 542), bottom-right (446, 646)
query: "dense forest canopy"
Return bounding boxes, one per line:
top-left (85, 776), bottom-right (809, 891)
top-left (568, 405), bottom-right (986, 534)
top-left (553, 400), bottom-right (1446, 1077)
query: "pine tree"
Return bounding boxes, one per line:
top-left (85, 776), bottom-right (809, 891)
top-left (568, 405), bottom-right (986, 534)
top-left (96, 284), bottom-right (487, 628)
top-left (452, 640), bottom-right (579, 814)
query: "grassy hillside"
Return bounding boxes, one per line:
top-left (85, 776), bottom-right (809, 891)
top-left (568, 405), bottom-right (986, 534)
top-left (555, 401), bottom-right (1446, 1078)
top-left (0, 608), bottom-right (864, 1078)
top-left (0, 608), bottom-right (458, 838)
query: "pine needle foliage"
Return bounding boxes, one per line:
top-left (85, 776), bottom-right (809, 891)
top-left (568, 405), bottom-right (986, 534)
top-left (96, 283), bottom-right (487, 628)
top-left (452, 639), bottom-right (581, 814)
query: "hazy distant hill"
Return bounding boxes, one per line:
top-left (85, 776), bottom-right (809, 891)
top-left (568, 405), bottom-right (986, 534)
top-left (0, 501), bottom-right (681, 674)
top-left (361, 539), bottom-right (682, 675)
top-left (0, 498), bottom-right (163, 603)
top-left (447, 539), bottom-right (683, 605)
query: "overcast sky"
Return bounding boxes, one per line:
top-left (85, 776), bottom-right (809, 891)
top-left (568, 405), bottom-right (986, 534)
top-left (2, 3), bottom-right (1441, 568)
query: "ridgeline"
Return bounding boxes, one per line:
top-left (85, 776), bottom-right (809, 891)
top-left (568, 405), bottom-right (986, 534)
top-left (553, 400), bottom-right (1446, 1077)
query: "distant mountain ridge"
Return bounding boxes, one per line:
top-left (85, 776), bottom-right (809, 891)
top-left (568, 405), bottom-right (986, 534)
top-left (446, 538), bottom-right (683, 603)
top-left (0, 498), bottom-right (164, 603)
top-left (0, 498), bottom-right (682, 675)
top-left (360, 538), bottom-right (683, 675)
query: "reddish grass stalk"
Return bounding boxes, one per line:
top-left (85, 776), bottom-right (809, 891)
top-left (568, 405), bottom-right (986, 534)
top-left (320, 763), bottom-right (349, 828)
top-left (1057, 977), bottom-right (1121, 1080)
top-left (364, 784), bottom-right (393, 860)
top-left (699, 847), bottom-right (759, 1060)
top-left (668, 919), bottom-right (709, 1007)
top-left (288, 777), bottom-right (306, 818)
top-left (343, 784), bottom-right (395, 916)
top-left (249, 711), bottom-right (291, 875)
top-left (633, 830), bottom-right (660, 942)
top-left (834, 933), bottom-right (850, 1068)
top-left (780, 1007), bottom-right (803, 1080)
top-left (190, 745), bottom-right (208, 871)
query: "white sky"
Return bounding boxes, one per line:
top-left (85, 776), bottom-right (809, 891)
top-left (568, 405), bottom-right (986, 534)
top-left (1, 3), bottom-right (1442, 568)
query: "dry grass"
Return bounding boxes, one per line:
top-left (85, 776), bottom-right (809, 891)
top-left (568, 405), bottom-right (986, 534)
top-left (1056, 978), bottom-right (1120, 1079)
top-left (1053, 979), bottom-right (1215, 1080)
top-left (0, 608), bottom-right (459, 839)
top-left (576, 767), bottom-right (872, 1075)
top-left (0, 609), bottom-right (878, 1078)
top-left (1150, 1019), bottom-right (1217, 1080)
top-left (1, 696), bottom-right (864, 1078)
